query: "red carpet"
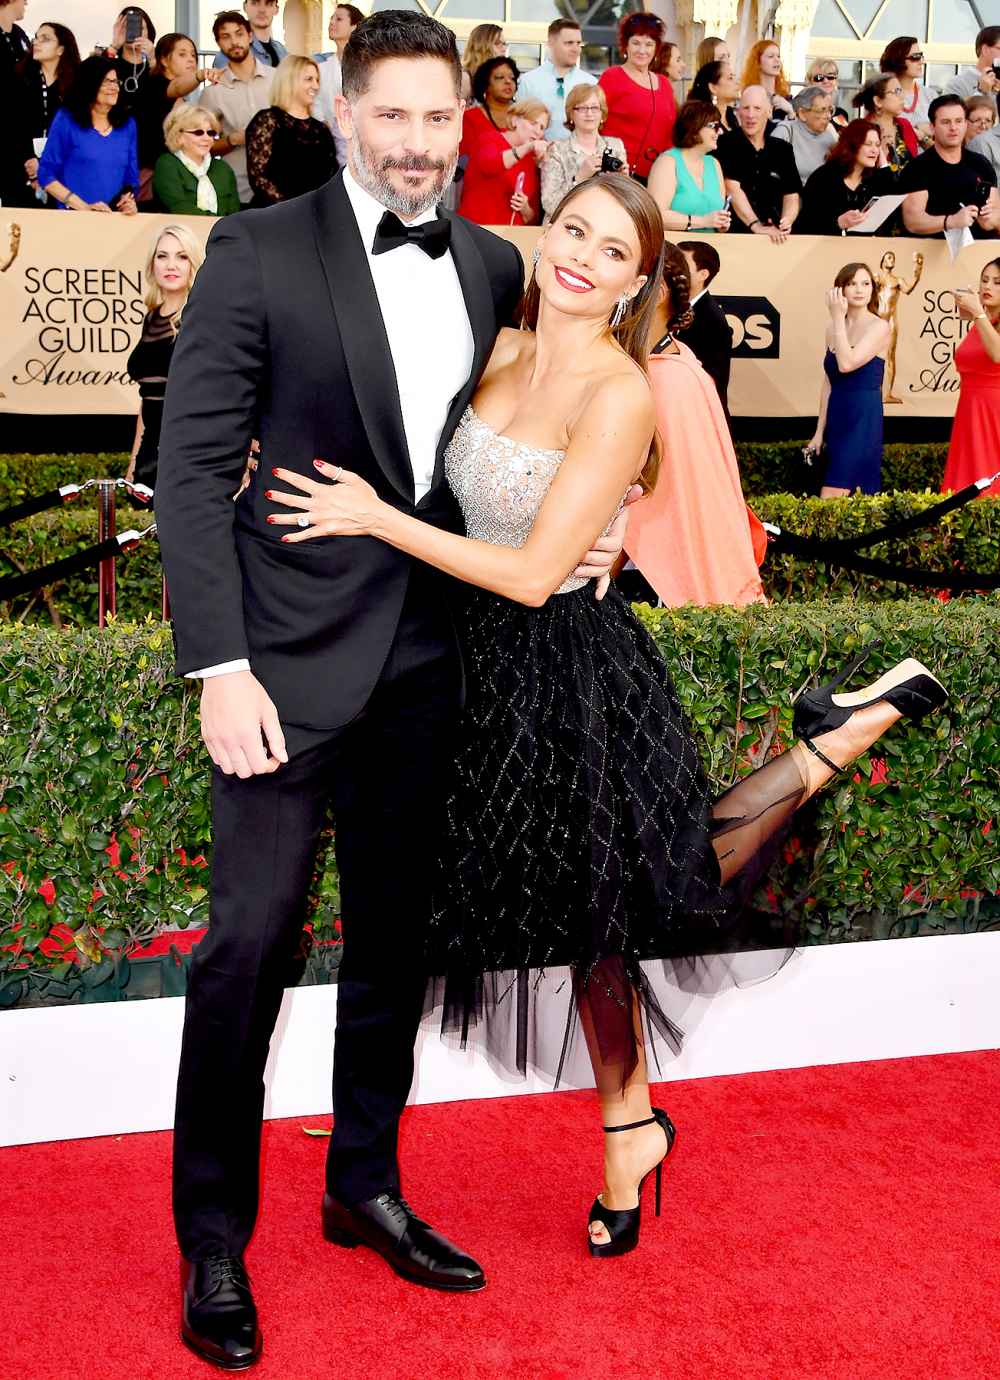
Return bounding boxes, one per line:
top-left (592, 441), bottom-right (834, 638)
top-left (2, 1052), bottom-right (998, 1379)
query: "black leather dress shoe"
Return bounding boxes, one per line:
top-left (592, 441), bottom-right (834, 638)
top-left (181, 1256), bottom-right (262, 1370)
top-left (322, 1191), bottom-right (486, 1292)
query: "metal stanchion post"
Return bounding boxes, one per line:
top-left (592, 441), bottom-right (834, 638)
top-left (96, 479), bottom-right (117, 627)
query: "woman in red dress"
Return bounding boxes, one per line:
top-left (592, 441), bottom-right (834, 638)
top-left (598, 12), bottom-right (675, 183)
top-left (459, 55), bottom-right (518, 163)
top-left (944, 258), bottom-right (1000, 497)
top-left (458, 97), bottom-right (549, 226)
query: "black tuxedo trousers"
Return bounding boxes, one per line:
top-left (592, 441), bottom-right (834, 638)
top-left (173, 565), bottom-right (460, 1258)
top-left (159, 174), bottom-right (524, 1259)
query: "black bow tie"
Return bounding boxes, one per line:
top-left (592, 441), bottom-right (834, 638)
top-left (372, 210), bottom-right (452, 261)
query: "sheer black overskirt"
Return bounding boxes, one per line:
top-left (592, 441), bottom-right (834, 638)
top-left (424, 584), bottom-right (801, 1088)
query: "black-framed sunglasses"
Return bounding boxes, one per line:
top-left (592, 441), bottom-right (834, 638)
top-left (184, 128), bottom-right (217, 138)
top-left (708, 120), bottom-right (724, 132)
top-left (817, 72), bottom-right (838, 81)
top-left (908, 51), bottom-right (924, 61)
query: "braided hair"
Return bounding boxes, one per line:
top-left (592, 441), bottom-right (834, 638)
top-left (661, 242), bottom-right (694, 334)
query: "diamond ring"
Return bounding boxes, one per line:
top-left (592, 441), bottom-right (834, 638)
top-left (297, 514), bottom-right (311, 528)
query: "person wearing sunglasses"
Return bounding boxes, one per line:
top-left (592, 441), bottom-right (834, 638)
top-left (805, 57), bottom-right (849, 126)
top-left (154, 103), bottom-right (239, 214)
top-left (879, 36), bottom-right (937, 145)
top-left (648, 100), bottom-right (730, 231)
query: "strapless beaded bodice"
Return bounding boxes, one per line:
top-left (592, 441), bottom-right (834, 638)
top-left (444, 406), bottom-right (600, 595)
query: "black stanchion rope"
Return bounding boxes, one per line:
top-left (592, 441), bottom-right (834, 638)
top-left (0, 527), bottom-right (156, 601)
top-left (764, 470), bottom-right (1000, 592)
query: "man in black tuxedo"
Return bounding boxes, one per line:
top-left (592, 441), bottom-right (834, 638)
top-left (157, 12), bottom-right (621, 1370)
top-left (677, 239), bottom-right (733, 425)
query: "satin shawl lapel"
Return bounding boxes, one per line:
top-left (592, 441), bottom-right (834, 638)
top-left (312, 176), bottom-right (413, 503)
top-left (424, 211), bottom-right (498, 496)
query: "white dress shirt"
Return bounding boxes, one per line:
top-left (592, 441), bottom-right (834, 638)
top-left (192, 166), bottom-right (476, 680)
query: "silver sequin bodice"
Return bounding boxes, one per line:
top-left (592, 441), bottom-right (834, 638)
top-left (445, 406), bottom-right (596, 595)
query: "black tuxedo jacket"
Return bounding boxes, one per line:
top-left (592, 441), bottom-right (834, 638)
top-left (156, 173), bottom-right (524, 729)
top-left (681, 292), bottom-right (732, 424)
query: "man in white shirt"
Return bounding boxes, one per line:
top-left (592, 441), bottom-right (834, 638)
top-left (199, 11), bottom-right (274, 204)
top-left (943, 24), bottom-right (1000, 101)
top-left (516, 17), bottom-right (596, 141)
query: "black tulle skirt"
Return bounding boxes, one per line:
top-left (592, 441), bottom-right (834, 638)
top-left (425, 585), bottom-right (803, 1089)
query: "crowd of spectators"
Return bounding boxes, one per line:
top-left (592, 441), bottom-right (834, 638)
top-left (0, 3), bottom-right (996, 245)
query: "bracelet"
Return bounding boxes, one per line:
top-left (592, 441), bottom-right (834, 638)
top-left (685, 215), bottom-right (692, 230)
top-left (943, 214), bottom-right (949, 230)
top-left (748, 218), bottom-right (760, 229)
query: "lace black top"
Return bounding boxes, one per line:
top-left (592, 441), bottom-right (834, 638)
top-left (245, 106), bottom-right (338, 207)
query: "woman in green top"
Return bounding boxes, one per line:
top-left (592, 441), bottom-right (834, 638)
top-left (647, 100), bottom-right (731, 232)
top-left (153, 103), bottom-right (239, 216)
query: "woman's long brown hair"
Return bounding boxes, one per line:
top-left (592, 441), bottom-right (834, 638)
top-left (518, 173), bottom-right (665, 490)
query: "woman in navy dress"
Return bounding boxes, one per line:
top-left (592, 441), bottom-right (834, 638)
top-left (807, 262), bottom-right (890, 496)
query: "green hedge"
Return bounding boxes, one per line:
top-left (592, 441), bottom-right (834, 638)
top-left (1, 601), bottom-right (997, 1008)
top-left (0, 442), bottom-right (949, 510)
top-left (754, 491), bottom-right (1000, 600)
top-left (4, 492), bottom-right (997, 626)
top-left (0, 454), bottom-right (129, 508)
top-left (736, 441), bottom-right (948, 498)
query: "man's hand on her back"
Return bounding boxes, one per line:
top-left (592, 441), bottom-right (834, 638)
top-left (575, 483), bottom-right (644, 601)
top-left (200, 670), bottom-right (288, 777)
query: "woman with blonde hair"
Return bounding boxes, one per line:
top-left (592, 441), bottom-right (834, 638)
top-left (741, 39), bottom-right (792, 118)
top-left (245, 54), bottom-right (337, 206)
top-left (127, 223), bottom-right (205, 491)
top-left (460, 23), bottom-right (506, 102)
top-left (540, 83), bottom-right (626, 218)
top-left (805, 56), bottom-right (849, 125)
top-left (153, 104), bottom-right (239, 215)
top-left (695, 35), bottom-right (729, 71)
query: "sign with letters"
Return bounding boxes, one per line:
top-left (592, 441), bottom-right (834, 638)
top-left (0, 209), bottom-right (996, 420)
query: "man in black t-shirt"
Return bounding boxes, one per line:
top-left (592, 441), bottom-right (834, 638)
top-left (716, 85), bottom-right (802, 241)
top-left (900, 93), bottom-right (999, 238)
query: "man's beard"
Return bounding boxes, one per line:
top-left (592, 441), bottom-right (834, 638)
top-left (226, 45), bottom-right (249, 62)
top-left (350, 131), bottom-right (457, 218)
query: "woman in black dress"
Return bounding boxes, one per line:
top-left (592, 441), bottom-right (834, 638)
top-left (246, 55), bottom-right (337, 206)
top-left (799, 119), bottom-right (898, 235)
top-left (16, 22), bottom-right (80, 205)
top-left (269, 175), bottom-right (947, 1259)
top-left (127, 224), bottom-right (204, 493)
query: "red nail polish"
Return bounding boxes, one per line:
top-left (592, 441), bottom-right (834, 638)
top-left (271, 467), bottom-right (279, 476)
top-left (313, 459), bottom-right (324, 470)
top-left (264, 489), bottom-right (272, 499)
top-left (281, 534), bottom-right (290, 542)
top-left (266, 515), bottom-right (275, 524)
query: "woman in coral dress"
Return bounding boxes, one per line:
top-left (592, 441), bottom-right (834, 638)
top-left (624, 243), bottom-right (765, 606)
top-left (943, 258), bottom-right (1000, 498)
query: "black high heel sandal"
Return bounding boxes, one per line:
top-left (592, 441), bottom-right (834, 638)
top-left (793, 644), bottom-right (949, 774)
top-left (587, 1107), bottom-right (676, 1259)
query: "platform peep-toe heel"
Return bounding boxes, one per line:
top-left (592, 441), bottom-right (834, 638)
top-left (587, 1108), bottom-right (676, 1260)
top-left (793, 646), bottom-right (948, 774)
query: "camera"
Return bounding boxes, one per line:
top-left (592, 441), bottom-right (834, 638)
top-left (600, 149), bottom-right (624, 174)
top-left (123, 8), bottom-right (144, 44)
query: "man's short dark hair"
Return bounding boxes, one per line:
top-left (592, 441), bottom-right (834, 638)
top-left (928, 93), bottom-right (966, 123)
top-left (677, 239), bottom-right (721, 287)
top-left (975, 25), bottom-right (1000, 55)
top-left (341, 10), bottom-right (461, 102)
top-left (213, 10), bottom-right (252, 42)
top-left (548, 17), bottom-right (581, 38)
